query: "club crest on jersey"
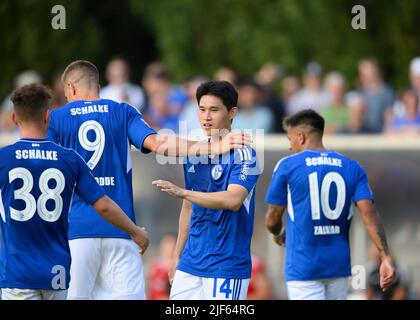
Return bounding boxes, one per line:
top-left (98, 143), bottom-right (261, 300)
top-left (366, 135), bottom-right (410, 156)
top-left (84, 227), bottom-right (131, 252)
top-left (211, 164), bottom-right (223, 180)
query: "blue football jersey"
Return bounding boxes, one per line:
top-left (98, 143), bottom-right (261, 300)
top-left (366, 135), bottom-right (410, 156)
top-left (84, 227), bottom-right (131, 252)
top-left (47, 99), bottom-right (157, 239)
top-left (265, 149), bottom-right (374, 281)
top-left (0, 139), bottom-right (105, 290)
top-left (177, 146), bottom-right (260, 279)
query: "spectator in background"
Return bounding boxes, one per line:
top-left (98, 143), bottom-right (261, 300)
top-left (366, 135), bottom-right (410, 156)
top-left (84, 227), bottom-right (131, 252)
top-left (147, 234), bottom-right (177, 300)
top-left (386, 90), bottom-right (420, 136)
top-left (247, 255), bottom-right (274, 300)
top-left (100, 57), bottom-right (145, 110)
top-left (142, 62), bottom-right (188, 117)
top-left (50, 72), bottom-right (67, 110)
top-left (1, 70), bottom-right (42, 134)
top-left (341, 92), bottom-right (370, 134)
top-left (178, 76), bottom-right (209, 140)
top-left (144, 76), bottom-right (180, 133)
top-left (366, 244), bottom-right (413, 300)
top-left (321, 72), bottom-right (349, 134)
top-left (287, 61), bottom-right (330, 115)
top-left (409, 57), bottom-right (420, 109)
top-left (254, 63), bottom-right (286, 133)
top-left (281, 75), bottom-right (301, 111)
top-left (357, 58), bottom-right (394, 133)
top-left (213, 66), bottom-right (238, 87)
top-left (233, 80), bottom-right (274, 132)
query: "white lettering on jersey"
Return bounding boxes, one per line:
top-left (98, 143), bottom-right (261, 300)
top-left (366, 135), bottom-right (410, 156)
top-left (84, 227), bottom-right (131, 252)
top-left (15, 149), bottom-right (58, 161)
top-left (95, 176), bottom-right (115, 186)
top-left (305, 157), bottom-right (342, 167)
top-left (314, 225), bottom-right (340, 235)
top-left (70, 104), bottom-right (109, 116)
top-left (240, 162), bottom-right (249, 181)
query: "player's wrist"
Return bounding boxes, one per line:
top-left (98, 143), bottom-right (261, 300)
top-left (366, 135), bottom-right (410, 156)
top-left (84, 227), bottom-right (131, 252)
top-left (272, 231), bottom-right (281, 237)
top-left (181, 189), bottom-right (190, 199)
top-left (380, 254), bottom-right (393, 262)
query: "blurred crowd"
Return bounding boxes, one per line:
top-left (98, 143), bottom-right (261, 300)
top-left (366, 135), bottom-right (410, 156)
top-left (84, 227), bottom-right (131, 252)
top-left (2, 56), bottom-right (420, 137)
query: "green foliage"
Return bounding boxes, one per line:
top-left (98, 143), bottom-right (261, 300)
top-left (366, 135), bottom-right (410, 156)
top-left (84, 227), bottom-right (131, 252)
top-left (133, 0), bottom-right (420, 88)
top-left (0, 0), bottom-right (155, 99)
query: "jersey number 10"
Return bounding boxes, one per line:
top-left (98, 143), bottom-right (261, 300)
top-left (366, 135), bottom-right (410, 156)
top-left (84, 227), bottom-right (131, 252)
top-left (308, 172), bottom-right (346, 220)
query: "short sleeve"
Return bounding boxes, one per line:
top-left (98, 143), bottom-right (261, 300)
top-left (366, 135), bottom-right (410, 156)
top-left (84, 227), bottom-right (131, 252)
top-left (353, 162), bottom-right (375, 203)
top-left (124, 103), bottom-right (157, 153)
top-left (265, 158), bottom-right (289, 206)
top-left (46, 113), bottom-right (59, 143)
top-left (74, 152), bottom-right (106, 204)
top-left (228, 147), bottom-right (260, 192)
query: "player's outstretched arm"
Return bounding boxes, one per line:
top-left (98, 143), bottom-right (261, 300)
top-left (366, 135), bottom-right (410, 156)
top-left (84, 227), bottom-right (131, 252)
top-left (93, 195), bottom-right (149, 254)
top-left (169, 199), bottom-right (192, 285)
top-left (265, 204), bottom-right (286, 246)
top-left (143, 132), bottom-right (252, 157)
top-left (152, 180), bottom-right (248, 211)
top-left (356, 199), bottom-right (395, 291)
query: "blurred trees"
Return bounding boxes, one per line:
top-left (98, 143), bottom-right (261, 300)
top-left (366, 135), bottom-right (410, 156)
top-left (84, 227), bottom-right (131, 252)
top-left (1, 0), bottom-right (419, 99)
top-left (134, 0), bottom-right (420, 88)
top-left (0, 0), bottom-right (156, 98)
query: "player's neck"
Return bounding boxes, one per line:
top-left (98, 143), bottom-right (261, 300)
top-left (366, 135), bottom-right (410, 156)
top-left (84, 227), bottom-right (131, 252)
top-left (71, 91), bottom-right (100, 102)
top-left (18, 125), bottom-right (47, 140)
top-left (305, 142), bottom-right (325, 151)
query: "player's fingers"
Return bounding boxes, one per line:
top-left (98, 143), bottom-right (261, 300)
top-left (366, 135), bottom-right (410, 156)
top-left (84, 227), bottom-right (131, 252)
top-left (231, 143), bottom-right (246, 149)
top-left (380, 278), bottom-right (392, 290)
top-left (232, 133), bottom-right (252, 143)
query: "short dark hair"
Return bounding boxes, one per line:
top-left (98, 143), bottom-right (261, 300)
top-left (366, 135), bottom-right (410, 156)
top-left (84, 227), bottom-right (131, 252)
top-left (11, 83), bottom-right (51, 122)
top-left (196, 80), bottom-right (238, 111)
top-left (62, 60), bottom-right (99, 87)
top-left (283, 109), bottom-right (325, 136)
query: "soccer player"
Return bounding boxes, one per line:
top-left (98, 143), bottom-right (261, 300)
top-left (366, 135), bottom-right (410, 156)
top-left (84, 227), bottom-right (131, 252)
top-left (47, 61), bottom-right (249, 300)
top-left (0, 84), bottom-right (148, 300)
top-left (153, 80), bottom-right (260, 300)
top-left (265, 109), bottom-right (395, 300)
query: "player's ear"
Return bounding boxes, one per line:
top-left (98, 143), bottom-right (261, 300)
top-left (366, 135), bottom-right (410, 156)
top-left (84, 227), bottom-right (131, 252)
top-left (11, 112), bottom-right (18, 126)
top-left (70, 82), bottom-right (77, 96)
top-left (298, 131), bottom-right (305, 145)
top-left (229, 106), bottom-right (238, 121)
top-left (45, 109), bottom-right (50, 125)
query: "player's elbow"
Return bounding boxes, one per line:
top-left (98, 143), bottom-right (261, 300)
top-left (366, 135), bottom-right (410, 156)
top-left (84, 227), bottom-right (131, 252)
top-left (229, 201), bottom-right (242, 212)
top-left (93, 195), bottom-right (112, 216)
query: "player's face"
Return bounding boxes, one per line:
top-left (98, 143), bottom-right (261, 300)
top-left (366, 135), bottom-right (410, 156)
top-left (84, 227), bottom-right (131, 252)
top-left (198, 95), bottom-right (237, 136)
top-left (286, 126), bottom-right (304, 153)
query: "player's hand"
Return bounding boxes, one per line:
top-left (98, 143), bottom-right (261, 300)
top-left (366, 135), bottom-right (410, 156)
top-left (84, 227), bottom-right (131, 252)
top-left (131, 226), bottom-right (149, 255)
top-left (152, 180), bottom-right (186, 199)
top-left (168, 258), bottom-right (178, 286)
top-left (379, 256), bottom-right (395, 291)
top-left (211, 131), bottom-right (253, 155)
top-left (273, 229), bottom-right (285, 247)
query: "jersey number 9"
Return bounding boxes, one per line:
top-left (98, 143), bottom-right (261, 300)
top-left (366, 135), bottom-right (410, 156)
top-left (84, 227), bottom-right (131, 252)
top-left (78, 120), bottom-right (105, 170)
